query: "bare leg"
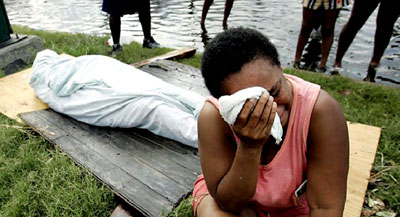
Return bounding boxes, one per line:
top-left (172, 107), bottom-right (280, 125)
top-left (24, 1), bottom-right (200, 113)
top-left (138, 0), bottom-right (151, 39)
top-left (201, 0), bottom-right (214, 31)
top-left (223, 0), bottom-right (234, 29)
top-left (294, 8), bottom-right (315, 64)
top-left (109, 16), bottom-right (121, 45)
top-left (197, 195), bottom-right (257, 217)
top-left (364, 0), bottom-right (400, 82)
top-left (370, 0), bottom-right (400, 66)
top-left (319, 9), bottom-right (340, 69)
top-left (334, 0), bottom-right (380, 67)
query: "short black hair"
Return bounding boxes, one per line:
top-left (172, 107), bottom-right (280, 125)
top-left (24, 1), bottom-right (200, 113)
top-left (201, 27), bottom-right (281, 98)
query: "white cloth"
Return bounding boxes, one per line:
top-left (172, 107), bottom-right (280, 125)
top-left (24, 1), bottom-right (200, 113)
top-left (219, 87), bottom-right (283, 144)
top-left (30, 49), bottom-right (205, 148)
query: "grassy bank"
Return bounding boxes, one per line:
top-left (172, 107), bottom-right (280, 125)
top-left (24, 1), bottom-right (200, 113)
top-left (0, 25), bottom-right (398, 216)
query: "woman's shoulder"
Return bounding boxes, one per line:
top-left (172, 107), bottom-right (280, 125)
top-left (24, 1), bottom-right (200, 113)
top-left (312, 90), bottom-right (342, 119)
top-left (308, 89), bottom-right (348, 144)
top-left (198, 101), bottom-right (236, 146)
top-left (199, 100), bottom-right (220, 122)
top-left (199, 101), bottom-right (228, 131)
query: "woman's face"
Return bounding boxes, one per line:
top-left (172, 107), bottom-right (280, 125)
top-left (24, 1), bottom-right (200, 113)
top-left (221, 58), bottom-right (293, 128)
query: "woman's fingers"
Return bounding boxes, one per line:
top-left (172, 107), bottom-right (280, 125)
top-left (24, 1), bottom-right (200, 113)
top-left (254, 95), bottom-right (274, 133)
top-left (232, 92), bottom-right (276, 148)
top-left (261, 101), bottom-right (277, 137)
top-left (245, 92), bottom-right (270, 129)
top-left (234, 98), bottom-right (256, 129)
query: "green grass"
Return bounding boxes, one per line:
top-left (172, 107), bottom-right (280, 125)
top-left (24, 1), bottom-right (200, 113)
top-left (12, 25), bottom-right (173, 65)
top-left (1, 25), bottom-right (399, 216)
top-left (0, 114), bottom-right (115, 217)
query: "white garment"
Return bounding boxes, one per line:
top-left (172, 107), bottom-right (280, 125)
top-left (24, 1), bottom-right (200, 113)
top-left (219, 87), bottom-right (283, 144)
top-left (30, 49), bottom-right (205, 148)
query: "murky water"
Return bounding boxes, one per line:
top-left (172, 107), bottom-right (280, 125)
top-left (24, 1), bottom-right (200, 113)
top-left (4, 0), bottom-right (400, 85)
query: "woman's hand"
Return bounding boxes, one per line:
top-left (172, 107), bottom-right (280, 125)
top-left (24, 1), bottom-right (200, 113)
top-left (233, 92), bottom-right (277, 149)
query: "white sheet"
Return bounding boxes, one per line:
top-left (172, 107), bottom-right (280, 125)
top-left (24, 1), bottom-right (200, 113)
top-left (30, 49), bottom-right (205, 148)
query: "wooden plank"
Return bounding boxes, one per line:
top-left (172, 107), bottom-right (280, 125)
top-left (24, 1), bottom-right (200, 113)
top-left (121, 129), bottom-right (201, 173)
top-left (344, 122), bottom-right (381, 217)
top-left (141, 60), bottom-right (209, 97)
top-left (29, 108), bottom-right (201, 184)
top-left (29, 109), bottom-right (198, 192)
top-left (0, 67), bottom-right (48, 122)
top-left (19, 109), bottom-right (201, 217)
top-left (131, 47), bottom-right (196, 68)
top-left (18, 110), bottom-right (170, 217)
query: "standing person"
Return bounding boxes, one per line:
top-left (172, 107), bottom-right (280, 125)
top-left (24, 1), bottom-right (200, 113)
top-left (193, 27), bottom-right (349, 217)
top-left (333, 0), bottom-right (400, 82)
top-left (294, 0), bottom-right (350, 72)
top-left (102, 0), bottom-right (160, 53)
top-left (200, 0), bottom-right (234, 31)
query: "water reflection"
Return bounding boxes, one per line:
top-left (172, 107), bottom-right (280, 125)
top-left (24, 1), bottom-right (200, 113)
top-left (4, 0), bottom-right (400, 85)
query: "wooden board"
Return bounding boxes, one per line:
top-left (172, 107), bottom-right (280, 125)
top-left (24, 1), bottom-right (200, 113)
top-left (344, 122), bottom-right (381, 217)
top-left (0, 67), bottom-right (48, 122)
top-left (131, 47), bottom-right (196, 68)
top-left (140, 60), bottom-right (209, 97)
top-left (20, 108), bottom-right (201, 217)
top-left (4, 58), bottom-right (381, 217)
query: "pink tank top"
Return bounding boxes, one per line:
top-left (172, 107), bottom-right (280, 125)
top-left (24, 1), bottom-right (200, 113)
top-left (207, 74), bottom-right (320, 213)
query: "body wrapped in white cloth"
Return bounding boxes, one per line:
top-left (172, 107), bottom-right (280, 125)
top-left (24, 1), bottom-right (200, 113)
top-left (30, 49), bottom-right (205, 148)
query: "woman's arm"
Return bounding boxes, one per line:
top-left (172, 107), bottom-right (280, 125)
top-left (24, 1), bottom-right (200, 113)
top-left (307, 90), bottom-right (349, 217)
top-left (198, 93), bottom-right (276, 213)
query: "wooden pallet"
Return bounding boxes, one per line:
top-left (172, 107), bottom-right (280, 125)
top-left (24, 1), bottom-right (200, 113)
top-left (20, 108), bottom-right (200, 216)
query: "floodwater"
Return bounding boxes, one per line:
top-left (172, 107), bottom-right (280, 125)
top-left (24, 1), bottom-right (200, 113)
top-left (4, 0), bottom-right (400, 85)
